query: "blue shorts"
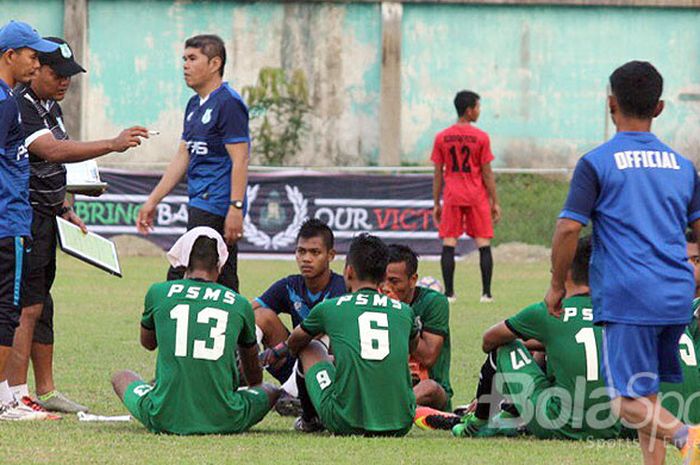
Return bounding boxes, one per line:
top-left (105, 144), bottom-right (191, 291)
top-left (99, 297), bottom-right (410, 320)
top-left (602, 323), bottom-right (685, 398)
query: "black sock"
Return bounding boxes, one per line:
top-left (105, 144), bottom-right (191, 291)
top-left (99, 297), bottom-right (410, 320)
top-left (296, 368), bottom-right (318, 422)
top-left (479, 246), bottom-right (493, 297)
top-left (474, 351), bottom-right (498, 421)
top-left (441, 245), bottom-right (455, 296)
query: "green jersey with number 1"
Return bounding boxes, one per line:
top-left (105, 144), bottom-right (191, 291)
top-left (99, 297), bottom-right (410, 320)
top-left (301, 288), bottom-right (418, 432)
top-left (660, 298), bottom-right (700, 424)
top-left (140, 279), bottom-right (258, 434)
top-left (506, 295), bottom-right (619, 439)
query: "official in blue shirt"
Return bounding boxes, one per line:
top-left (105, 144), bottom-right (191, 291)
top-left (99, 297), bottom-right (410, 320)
top-left (545, 61), bottom-right (700, 464)
top-left (137, 34), bottom-right (249, 292)
top-left (0, 20), bottom-right (58, 421)
top-left (255, 219), bottom-right (345, 389)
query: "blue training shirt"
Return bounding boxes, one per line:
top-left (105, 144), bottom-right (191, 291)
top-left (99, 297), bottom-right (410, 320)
top-left (256, 272), bottom-right (347, 328)
top-left (0, 79), bottom-right (31, 238)
top-left (560, 131), bottom-right (700, 326)
top-left (181, 82), bottom-right (249, 218)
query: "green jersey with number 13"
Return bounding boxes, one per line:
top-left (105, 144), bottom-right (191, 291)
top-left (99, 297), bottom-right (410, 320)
top-left (301, 288), bottom-right (418, 432)
top-left (140, 279), bottom-right (258, 434)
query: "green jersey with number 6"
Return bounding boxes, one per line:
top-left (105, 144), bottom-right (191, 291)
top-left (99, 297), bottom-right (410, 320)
top-left (506, 294), bottom-right (619, 439)
top-left (301, 288), bottom-right (418, 432)
top-left (140, 279), bottom-right (258, 434)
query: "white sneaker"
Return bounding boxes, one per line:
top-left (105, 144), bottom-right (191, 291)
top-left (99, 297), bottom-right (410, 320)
top-left (447, 295), bottom-right (457, 304)
top-left (480, 295), bottom-right (494, 303)
top-left (0, 400), bottom-right (50, 421)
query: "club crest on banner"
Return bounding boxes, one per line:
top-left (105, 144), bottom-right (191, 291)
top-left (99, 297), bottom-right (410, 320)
top-left (244, 184), bottom-right (308, 250)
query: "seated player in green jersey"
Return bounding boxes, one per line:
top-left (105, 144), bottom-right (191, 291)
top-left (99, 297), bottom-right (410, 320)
top-left (453, 236), bottom-right (622, 440)
top-left (286, 233), bottom-right (420, 435)
top-left (111, 227), bottom-right (280, 435)
top-left (657, 231), bottom-right (700, 423)
top-left (382, 244), bottom-right (453, 411)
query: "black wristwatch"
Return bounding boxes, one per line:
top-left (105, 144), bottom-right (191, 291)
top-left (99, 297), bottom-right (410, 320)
top-left (230, 200), bottom-right (244, 210)
top-left (58, 206), bottom-right (73, 217)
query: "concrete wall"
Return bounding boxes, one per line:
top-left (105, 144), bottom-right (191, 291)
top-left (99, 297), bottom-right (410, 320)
top-left (85, 0), bottom-right (382, 167)
top-left (401, 4), bottom-right (700, 166)
top-left (0, 1), bottom-right (64, 37)
top-left (3, 1), bottom-right (700, 167)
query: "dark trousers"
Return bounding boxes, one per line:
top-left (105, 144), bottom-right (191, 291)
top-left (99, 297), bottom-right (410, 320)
top-left (167, 206), bottom-right (239, 291)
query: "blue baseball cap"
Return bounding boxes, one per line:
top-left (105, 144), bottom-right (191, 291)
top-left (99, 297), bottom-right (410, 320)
top-left (0, 20), bottom-right (59, 53)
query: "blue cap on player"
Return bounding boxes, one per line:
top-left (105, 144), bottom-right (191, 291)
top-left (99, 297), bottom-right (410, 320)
top-left (0, 20), bottom-right (59, 53)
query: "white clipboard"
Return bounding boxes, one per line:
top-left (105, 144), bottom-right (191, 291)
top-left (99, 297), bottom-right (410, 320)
top-left (56, 216), bottom-right (122, 277)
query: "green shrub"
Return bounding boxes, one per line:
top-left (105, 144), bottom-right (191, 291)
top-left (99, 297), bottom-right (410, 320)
top-left (493, 173), bottom-right (571, 247)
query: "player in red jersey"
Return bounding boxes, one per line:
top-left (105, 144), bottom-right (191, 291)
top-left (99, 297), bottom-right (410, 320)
top-left (431, 91), bottom-right (500, 303)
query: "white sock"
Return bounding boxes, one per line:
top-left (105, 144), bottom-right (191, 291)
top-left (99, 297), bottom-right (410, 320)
top-left (282, 361), bottom-right (299, 397)
top-left (0, 381), bottom-right (14, 404)
top-left (255, 325), bottom-right (264, 346)
top-left (10, 384), bottom-right (28, 399)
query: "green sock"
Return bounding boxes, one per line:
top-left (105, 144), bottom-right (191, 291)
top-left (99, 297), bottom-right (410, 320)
top-left (38, 391), bottom-right (57, 402)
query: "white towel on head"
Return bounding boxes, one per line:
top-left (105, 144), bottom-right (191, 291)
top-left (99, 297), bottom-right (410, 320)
top-left (166, 227), bottom-right (229, 272)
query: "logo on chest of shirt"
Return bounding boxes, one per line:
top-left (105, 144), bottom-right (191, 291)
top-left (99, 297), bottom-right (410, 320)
top-left (187, 111), bottom-right (194, 122)
top-left (16, 144), bottom-right (28, 161)
top-left (201, 108), bottom-right (212, 125)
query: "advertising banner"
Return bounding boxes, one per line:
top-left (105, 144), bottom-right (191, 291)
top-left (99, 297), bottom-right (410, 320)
top-left (75, 169), bottom-right (474, 255)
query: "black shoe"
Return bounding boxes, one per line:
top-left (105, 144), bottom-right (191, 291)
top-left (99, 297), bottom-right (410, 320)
top-left (294, 416), bottom-right (325, 433)
top-left (274, 393), bottom-right (302, 417)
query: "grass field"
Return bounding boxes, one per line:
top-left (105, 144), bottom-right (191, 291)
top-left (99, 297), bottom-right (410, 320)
top-left (1, 253), bottom-right (652, 464)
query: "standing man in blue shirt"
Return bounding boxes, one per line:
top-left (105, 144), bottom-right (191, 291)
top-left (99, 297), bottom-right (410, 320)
top-left (0, 20), bottom-right (58, 421)
top-left (137, 34), bottom-right (249, 292)
top-left (546, 61), bottom-right (700, 464)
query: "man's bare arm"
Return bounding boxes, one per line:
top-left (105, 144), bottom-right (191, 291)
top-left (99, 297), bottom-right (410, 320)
top-left (482, 321), bottom-right (517, 353)
top-left (28, 126), bottom-right (149, 163)
top-left (287, 326), bottom-right (314, 357)
top-left (481, 162), bottom-right (501, 224)
top-left (412, 332), bottom-right (445, 368)
top-left (433, 163), bottom-right (443, 224)
top-left (693, 219), bottom-right (700, 260)
top-left (223, 142), bottom-right (249, 244)
top-left (545, 218), bottom-right (583, 317)
top-left (140, 327), bottom-right (157, 351)
top-left (238, 344), bottom-right (263, 386)
top-left (137, 142), bottom-right (189, 234)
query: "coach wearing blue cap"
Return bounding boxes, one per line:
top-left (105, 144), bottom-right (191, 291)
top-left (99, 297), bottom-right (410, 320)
top-left (3, 37), bottom-right (149, 417)
top-left (0, 20), bottom-right (57, 421)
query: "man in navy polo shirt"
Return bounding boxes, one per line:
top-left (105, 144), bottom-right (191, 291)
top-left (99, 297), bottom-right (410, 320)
top-left (254, 219), bottom-right (345, 417)
top-left (137, 34), bottom-right (248, 291)
top-left (0, 20), bottom-right (57, 421)
top-left (546, 61), bottom-right (700, 464)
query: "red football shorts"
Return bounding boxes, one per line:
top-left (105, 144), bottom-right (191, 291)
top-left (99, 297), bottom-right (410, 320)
top-left (439, 203), bottom-right (493, 239)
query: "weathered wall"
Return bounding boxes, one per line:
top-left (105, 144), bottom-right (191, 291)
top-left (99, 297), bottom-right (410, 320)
top-left (401, 4), bottom-right (700, 166)
top-left (85, 0), bottom-right (381, 167)
top-left (0, 1), bottom-right (64, 38)
top-left (2, 1), bottom-right (700, 167)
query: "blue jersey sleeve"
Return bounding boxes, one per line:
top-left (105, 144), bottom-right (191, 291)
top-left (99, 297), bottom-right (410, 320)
top-left (219, 97), bottom-right (249, 145)
top-left (256, 277), bottom-right (291, 315)
top-left (559, 157), bottom-right (599, 226)
top-left (689, 168), bottom-right (700, 224)
top-left (0, 97), bottom-right (13, 155)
